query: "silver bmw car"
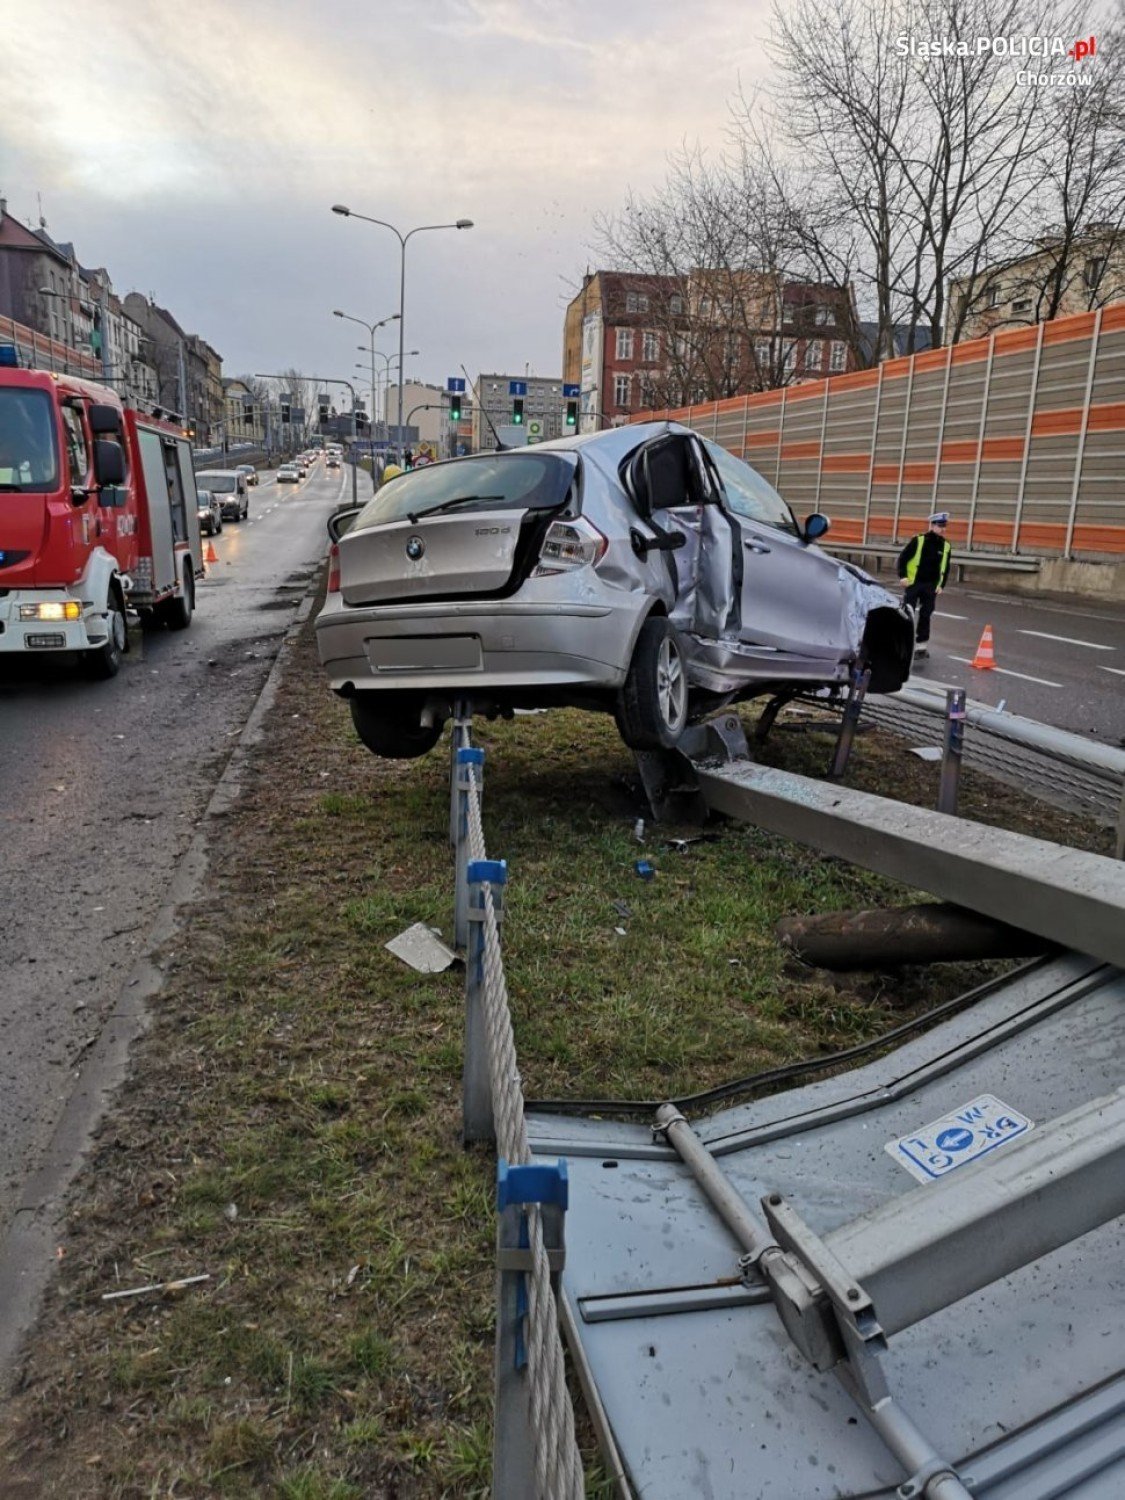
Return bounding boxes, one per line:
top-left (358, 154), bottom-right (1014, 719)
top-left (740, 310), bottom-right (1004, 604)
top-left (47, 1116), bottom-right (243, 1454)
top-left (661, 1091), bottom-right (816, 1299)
top-left (315, 422), bottom-right (913, 758)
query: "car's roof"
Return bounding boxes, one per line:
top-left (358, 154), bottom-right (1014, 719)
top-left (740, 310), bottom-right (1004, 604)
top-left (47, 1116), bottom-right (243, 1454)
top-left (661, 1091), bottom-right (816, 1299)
top-left (196, 468), bottom-right (241, 478)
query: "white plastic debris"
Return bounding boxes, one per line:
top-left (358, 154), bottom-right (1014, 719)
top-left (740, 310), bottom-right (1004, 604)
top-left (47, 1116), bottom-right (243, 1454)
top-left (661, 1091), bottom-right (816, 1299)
top-left (385, 923), bottom-right (457, 973)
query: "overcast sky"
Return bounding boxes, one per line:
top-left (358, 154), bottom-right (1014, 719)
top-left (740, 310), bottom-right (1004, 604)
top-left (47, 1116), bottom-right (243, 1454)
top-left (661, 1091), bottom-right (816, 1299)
top-left (1, 0), bottom-right (771, 393)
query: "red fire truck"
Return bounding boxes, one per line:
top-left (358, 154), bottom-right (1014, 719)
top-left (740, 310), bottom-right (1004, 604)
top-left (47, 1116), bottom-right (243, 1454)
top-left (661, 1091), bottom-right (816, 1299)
top-left (0, 355), bottom-right (202, 677)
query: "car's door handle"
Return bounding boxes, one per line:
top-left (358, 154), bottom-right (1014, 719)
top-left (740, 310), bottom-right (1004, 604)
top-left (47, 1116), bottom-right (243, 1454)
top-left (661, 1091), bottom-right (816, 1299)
top-left (744, 540), bottom-right (771, 554)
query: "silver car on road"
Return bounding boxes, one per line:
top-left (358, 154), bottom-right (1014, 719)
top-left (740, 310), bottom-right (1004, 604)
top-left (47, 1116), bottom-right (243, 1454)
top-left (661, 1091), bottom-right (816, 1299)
top-left (316, 422), bottom-right (913, 758)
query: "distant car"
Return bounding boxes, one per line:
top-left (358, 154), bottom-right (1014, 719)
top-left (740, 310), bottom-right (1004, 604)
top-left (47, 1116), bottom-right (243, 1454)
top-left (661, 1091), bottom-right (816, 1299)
top-left (327, 455), bottom-right (340, 469)
top-left (316, 422), bottom-right (914, 760)
top-left (236, 463), bottom-right (259, 487)
top-left (196, 487), bottom-right (223, 536)
top-left (195, 469), bottom-right (249, 522)
top-left (277, 464), bottom-right (300, 483)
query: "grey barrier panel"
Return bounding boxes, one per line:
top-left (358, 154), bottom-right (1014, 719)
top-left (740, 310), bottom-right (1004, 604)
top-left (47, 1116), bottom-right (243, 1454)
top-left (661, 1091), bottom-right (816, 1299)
top-left (526, 954), bottom-right (1125, 1498)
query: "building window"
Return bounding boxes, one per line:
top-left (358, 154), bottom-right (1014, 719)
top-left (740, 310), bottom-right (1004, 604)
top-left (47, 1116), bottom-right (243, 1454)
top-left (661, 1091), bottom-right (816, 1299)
top-left (699, 297), bottom-right (712, 317)
top-left (1012, 298), bottom-right (1032, 314)
top-left (830, 341), bottom-right (847, 372)
top-left (1085, 257), bottom-right (1105, 289)
top-left (782, 340), bottom-right (797, 373)
top-left (669, 295), bottom-right (684, 315)
top-left (615, 327), bottom-right (634, 360)
top-left (625, 292), bottom-right (649, 313)
top-left (805, 340), bottom-right (823, 372)
top-left (814, 304), bottom-right (833, 326)
top-left (987, 285), bottom-right (1001, 308)
top-left (642, 330), bottom-right (660, 363)
top-left (754, 338), bottom-right (771, 368)
top-left (614, 374), bottom-right (631, 408)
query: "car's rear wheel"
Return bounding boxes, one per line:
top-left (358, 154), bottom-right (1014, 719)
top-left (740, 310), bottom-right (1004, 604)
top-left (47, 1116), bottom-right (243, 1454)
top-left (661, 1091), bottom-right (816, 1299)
top-left (617, 616), bottom-right (690, 750)
top-left (349, 696), bottom-right (442, 760)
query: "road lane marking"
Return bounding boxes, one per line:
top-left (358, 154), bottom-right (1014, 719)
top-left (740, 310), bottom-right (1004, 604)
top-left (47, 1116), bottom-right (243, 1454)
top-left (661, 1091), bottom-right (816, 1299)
top-left (1018, 629), bottom-right (1113, 651)
top-left (1100, 666), bottom-right (1125, 677)
top-left (948, 656), bottom-right (1062, 687)
top-left (937, 612), bottom-right (968, 620)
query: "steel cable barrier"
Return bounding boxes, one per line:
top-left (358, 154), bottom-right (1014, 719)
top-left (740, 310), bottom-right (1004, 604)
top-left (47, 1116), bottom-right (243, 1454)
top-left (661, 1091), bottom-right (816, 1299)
top-left (450, 718), bottom-right (586, 1500)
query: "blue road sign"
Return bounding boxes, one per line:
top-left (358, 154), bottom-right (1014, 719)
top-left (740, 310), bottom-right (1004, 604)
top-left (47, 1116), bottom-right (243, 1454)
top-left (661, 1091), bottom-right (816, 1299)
top-left (446, 377), bottom-right (466, 392)
top-left (562, 383), bottom-right (580, 398)
top-left (509, 380), bottom-right (528, 396)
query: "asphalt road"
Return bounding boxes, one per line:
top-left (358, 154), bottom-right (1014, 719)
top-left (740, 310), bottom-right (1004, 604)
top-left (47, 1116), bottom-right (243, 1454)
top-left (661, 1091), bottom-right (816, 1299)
top-left (0, 457), bottom-right (356, 1240)
top-left (908, 583), bottom-right (1125, 745)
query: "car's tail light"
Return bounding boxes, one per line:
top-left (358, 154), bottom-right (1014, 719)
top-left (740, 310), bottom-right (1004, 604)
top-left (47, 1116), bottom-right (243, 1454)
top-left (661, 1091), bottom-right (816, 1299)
top-left (327, 543), bottom-right (340, 594)
top-left (532, 517), bottom-right (608, 577)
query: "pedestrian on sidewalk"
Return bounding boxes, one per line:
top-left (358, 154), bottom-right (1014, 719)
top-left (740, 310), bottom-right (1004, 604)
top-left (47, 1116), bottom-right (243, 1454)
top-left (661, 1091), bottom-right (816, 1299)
top-left (897, 511), bottom-right (952, 659)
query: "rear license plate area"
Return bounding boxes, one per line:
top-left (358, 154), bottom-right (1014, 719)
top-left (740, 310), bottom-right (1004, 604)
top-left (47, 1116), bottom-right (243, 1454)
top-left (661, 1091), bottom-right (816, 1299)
top-left (366, 635), bottom-right (483, 672)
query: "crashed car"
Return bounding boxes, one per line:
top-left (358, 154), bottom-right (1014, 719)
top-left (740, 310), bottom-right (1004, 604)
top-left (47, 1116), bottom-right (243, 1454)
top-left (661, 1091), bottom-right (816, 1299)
top-left (315, 422), bottom-right (914, 759)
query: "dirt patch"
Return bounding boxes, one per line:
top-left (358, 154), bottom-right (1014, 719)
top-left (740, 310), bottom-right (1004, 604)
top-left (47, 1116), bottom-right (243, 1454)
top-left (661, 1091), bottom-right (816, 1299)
top-left (0, 590), bottom-right (1108, 1497)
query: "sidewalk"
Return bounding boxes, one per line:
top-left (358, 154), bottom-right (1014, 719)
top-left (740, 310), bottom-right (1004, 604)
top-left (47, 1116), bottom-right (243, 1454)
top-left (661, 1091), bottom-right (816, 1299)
top-left (0, 591), bottom-right (1109, 1498)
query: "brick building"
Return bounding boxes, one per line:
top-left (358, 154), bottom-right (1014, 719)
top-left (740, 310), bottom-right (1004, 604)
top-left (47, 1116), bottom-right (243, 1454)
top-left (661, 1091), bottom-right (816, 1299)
top-left (563, 269), bottom-right (856, 430)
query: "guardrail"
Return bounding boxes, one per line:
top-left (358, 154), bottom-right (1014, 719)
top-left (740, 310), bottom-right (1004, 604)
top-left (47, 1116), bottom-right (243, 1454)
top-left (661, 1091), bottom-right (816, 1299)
top-left (866, 686), bottom-right (1125, 857)
top-left (448, 712), bottom-right (585, 1499)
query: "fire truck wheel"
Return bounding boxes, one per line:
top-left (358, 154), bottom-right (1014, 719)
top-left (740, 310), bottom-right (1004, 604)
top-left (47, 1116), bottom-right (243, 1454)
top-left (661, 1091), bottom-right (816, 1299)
top-left (84, 589), bottom-right (128, 679)
top-left (162, 564), bottom-right (194, 631)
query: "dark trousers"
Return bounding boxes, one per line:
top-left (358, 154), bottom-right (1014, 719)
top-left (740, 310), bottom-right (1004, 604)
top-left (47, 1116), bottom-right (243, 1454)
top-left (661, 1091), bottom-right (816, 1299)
top-left (903, 582), bottom-right (937, 643)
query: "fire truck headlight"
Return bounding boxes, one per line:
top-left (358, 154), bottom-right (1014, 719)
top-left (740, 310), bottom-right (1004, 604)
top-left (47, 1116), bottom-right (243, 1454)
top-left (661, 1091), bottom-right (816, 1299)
top-left (19, 601), bottom-right (82, 622)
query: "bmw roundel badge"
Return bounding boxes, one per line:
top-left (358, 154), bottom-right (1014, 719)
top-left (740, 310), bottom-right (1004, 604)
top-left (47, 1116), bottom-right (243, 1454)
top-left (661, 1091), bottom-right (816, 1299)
top-left (405, 535), bottom-right (425, 561)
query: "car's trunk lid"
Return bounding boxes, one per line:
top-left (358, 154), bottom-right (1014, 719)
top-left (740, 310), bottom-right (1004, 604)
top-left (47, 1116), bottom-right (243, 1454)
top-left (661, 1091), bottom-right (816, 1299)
top-left (339, 507), bottom-right (535, 606)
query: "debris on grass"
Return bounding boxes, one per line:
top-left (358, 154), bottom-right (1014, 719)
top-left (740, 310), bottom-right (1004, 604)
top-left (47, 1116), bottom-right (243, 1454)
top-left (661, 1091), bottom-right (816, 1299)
top-left (100, 1273), bottom-right (211, 1302)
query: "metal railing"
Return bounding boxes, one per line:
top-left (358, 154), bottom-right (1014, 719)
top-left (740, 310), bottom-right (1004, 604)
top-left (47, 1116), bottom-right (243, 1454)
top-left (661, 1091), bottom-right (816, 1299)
top-left (449, 712), bottom-right (586, 1499)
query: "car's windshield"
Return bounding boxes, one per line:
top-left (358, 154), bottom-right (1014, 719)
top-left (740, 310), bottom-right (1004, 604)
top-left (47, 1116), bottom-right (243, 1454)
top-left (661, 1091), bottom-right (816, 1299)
top-left (199, 474), bottom-right (236, 492)
top-left (197, 491), bottom-right (213, 506)
top-left (0, 389), bottom-right (59, 493)
top-left (703, 439), bottom-right (799, 535)
top-left (351, 452), bottom-right (578, 531)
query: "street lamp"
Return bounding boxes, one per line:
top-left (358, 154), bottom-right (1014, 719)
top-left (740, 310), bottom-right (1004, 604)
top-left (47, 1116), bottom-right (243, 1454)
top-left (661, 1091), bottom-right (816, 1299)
top-left (367, 347), bottom-right (419, 430)
top-left (331, 204), bottom-right (472, 456)
top-left (333, 308), bottom-right (398, 434)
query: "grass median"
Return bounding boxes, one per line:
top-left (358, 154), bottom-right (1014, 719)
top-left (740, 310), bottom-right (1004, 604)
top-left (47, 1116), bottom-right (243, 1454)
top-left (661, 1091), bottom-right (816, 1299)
top-left (0, 584), bottom-right (1107, 1498)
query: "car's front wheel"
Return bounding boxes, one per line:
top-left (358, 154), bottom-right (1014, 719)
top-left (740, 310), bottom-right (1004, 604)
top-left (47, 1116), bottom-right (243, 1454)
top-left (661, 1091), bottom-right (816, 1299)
top-left (349, 696), bottom-right (443, 760)
top-left (617, 616), bottom-right (690, 750)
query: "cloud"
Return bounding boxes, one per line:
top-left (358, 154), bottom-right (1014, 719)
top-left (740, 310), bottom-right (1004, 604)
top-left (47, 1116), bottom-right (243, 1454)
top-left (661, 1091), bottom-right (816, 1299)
top-left (0, 0), bottom-right (771, 379)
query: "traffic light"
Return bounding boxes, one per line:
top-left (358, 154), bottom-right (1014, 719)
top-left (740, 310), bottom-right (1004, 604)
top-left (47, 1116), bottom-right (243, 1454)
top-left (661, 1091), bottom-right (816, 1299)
top-left (512, 397), bottom-right (524, 425)
top-left (565, 399), bottom-right (578, 427)
top-left (449, 391), bottom-right (463, 423)
top-left (318, 395), bottom-right (330, 423)
top-left (280, 401), bottom-right (291, 424)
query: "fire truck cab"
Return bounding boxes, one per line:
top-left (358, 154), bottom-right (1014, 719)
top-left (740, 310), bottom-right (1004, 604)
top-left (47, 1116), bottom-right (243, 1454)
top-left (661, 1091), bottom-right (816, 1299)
top-left (0, 360), bottom-right (203, 677)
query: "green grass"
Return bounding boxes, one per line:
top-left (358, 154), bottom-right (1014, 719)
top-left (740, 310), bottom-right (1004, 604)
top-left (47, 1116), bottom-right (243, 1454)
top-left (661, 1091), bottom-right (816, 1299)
top-left (0, 594), bottom-right (1106, 1498)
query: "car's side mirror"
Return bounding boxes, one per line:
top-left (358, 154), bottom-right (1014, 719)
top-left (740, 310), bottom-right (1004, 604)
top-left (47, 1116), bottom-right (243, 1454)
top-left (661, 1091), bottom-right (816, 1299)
top-left (93, 439), bottom-right (126, 488)
top-left (803, 512), bottom-right (830, 543)
top-left (328, 506), bottom-right (361, 542)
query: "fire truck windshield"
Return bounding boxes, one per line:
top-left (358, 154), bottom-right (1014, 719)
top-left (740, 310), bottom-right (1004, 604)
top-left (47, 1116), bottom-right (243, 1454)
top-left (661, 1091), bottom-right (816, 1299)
top-left (0, 389), bottom-right (59, 492)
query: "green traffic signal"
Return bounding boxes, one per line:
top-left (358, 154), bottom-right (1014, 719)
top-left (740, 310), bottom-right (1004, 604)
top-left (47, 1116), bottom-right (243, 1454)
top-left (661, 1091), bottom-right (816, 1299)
top-left (512, 397), bottom-right (524, 424)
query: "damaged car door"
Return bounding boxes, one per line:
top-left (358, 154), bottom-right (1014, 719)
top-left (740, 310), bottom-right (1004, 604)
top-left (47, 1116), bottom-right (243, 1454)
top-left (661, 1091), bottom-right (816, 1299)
top-left (701, 438), bottom-right (855, 666)
top-left (622, 431), bottom-right (736, 643)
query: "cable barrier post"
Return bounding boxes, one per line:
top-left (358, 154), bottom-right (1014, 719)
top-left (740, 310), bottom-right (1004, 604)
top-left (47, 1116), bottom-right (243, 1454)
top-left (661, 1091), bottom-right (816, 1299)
top-left (453, 745), bottom-right (482, 953)
top-left (494, 1160), bottom-right (569, 1499)
top-left (939, 688), bottom-right (967, 816)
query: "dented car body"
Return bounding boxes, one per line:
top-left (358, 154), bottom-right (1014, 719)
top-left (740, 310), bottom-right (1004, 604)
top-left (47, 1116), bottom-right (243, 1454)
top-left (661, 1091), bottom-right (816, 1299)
top-left (315, 422), bottom-right (914, 758)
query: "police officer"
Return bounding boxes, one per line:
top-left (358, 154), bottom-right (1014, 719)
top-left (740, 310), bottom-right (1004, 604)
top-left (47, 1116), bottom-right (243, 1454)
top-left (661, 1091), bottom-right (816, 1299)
top-left (897, 511), bottom-right (952, 659)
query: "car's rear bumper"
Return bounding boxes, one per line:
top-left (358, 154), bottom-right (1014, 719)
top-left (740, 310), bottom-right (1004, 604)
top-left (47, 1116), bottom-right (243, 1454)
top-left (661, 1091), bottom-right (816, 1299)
top-left (315, 593), bottom-right (646, 696)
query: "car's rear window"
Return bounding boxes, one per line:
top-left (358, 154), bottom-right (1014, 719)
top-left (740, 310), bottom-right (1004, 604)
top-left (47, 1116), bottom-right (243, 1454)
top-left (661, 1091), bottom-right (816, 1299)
top-left (351, 452), bottom-right (578, 532)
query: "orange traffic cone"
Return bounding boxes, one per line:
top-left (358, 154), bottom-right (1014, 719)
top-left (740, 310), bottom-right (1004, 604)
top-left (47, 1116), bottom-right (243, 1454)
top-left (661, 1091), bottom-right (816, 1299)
top-left (971, 623), bottom-right (996, 670)
top-left (204, 538), bottom-right (219, 565)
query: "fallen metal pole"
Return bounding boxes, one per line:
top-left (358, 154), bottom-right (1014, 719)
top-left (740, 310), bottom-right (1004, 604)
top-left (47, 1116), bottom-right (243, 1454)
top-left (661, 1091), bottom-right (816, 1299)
top-left (827, 666), bottom-right (870, 781)
top-left (692, 759), bottom-right (1125, 969)
top-left (776, 902), bottom-right (1051, 969)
